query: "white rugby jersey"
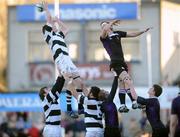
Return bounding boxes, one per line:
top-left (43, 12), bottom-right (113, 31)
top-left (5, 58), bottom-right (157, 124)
top-left (78, 95), bottom-right (103, 132)
top-left (42, 90), bottom-right (61, 125)
top-left (42, 23), bottom-right (69, 63)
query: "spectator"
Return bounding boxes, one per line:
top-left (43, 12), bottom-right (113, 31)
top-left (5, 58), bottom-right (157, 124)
top-left (28, 124), bottom-right (40, 137)
top-left (128, 117), bottom-right (141, 137)
top-left (170, 90), bottom-right (180, 137)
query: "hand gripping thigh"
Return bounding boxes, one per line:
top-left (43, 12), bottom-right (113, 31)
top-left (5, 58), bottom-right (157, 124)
top-left (119, 71), bottom-right (131, 89)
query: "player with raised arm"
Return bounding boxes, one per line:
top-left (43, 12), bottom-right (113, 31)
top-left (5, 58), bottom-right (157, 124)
top-left (67, 81), bottom-right (103, 137)
top-left (127, 81), bottom-right (168, 137)
top-left (39, 1), bottom-right (84, 117)
top-left (100, 20), bottom-right (152, 112)
top-left (67, 70), bottom-right (121, 137)
top-left (39, 76), bottom-right (65, 137)
top-left (98, 70), bottom-right (121, 137)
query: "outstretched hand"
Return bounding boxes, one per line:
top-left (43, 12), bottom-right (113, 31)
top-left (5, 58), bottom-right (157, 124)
top-left (126, 78), bottom-right (133, 87)
top-left (41, 0), bottom-right (48, 10)
top-left (111, 19), bottom-right (121, 26)
top-left (144, 27), bottom-right (153, 33)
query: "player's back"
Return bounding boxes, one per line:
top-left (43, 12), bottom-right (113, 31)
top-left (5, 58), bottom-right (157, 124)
top-left (145, 98), bottom-right (165, 129)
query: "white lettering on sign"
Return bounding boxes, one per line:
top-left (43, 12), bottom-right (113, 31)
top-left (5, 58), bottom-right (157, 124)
top-left (35, 5), bottom-right (116, 20)
top-left (0, 97), bottom-right (42, 108)
top-left (61, 5), bottom-right (116, 20)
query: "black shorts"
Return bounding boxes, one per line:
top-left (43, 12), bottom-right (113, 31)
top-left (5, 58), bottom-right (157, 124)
top-left (174, 129), bottom-right (180, 137)
top-left (110, 60), bottom-right (128, 75)
top-left (152, 128), bottom-right (168, 137)
top-left (104, 127), bottom-right (121, 137)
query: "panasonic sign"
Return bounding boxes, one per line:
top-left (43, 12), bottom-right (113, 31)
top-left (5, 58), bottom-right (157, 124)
top-left (17, 3), bottom-right (138, 21)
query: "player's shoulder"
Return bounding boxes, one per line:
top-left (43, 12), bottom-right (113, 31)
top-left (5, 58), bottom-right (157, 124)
top-left (173, 96), bottom-right (180, 104)
top-left (150, 98), bottom-right (160, 104)
top-left (59, 31), bottom-right (65, 39)
top-left (114, 30), bottom-right (126, 34)
top-left (42, 23), bottom-right (52, 30)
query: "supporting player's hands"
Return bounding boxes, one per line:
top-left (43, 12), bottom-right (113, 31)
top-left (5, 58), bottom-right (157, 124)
top-left (126, 78), bottom-right (133, 87)
top-left (111, 68), bottom-right (117, 76)
top-left (67, 79), bottom-right (80, 99)
top-left (81, 83), bottom-right (89, 97)
top-left (67, 79), bottom-right (75, 92)
top-left (61, 71), bottom-right (73, 80)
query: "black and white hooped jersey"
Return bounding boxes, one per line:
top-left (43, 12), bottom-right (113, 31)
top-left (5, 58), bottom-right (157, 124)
top-left (42, 90), bottom-right (61, 126)
top-left (78, 95), bottom-right (103, 132)
top-left (42, 23), bottom-right (69, 62)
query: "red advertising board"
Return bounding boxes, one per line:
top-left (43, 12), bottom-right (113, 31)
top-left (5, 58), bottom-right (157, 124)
top-left (29, 62), bottom-right (55, 86)
top-left (29, 62), bottom-right (131, 86)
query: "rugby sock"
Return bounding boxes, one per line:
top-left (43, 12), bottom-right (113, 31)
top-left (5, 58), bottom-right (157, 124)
top-left (66, 90), bottom-right (72, 111)
top-left (126, 88), bottom-right (135, 102)
top-left (119, 89), bottom-right (126, 105)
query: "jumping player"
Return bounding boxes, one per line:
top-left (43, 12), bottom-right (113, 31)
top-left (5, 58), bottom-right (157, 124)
top-left (39, 76), bottom-right (65, 137)
top-left (127, 81), bottom-right (168, 137)
top-left (41, 1), bottom-right (83, 116)
top-left (100, 20), bottom-right (151, 112)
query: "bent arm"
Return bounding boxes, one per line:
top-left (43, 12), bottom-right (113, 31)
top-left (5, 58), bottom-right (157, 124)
top-left (170, 114), bottom-right (178, 137)
top-left (100, 20), bottom-right (120, 39)
top-left (81, 84), bottom-right (89, 97)
top-left (128, 83), bottom-right (148, 105)
top-left (127, 81), bottom-right (148, 105)
top-left (46, 76), bottom-right (65, 103)
top-left (51, 76), bottom-right (65, 95)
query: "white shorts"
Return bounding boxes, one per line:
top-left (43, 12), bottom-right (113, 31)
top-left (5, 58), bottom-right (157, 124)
top-left (85, 131), bottom-right (104, 137)
top-left (56, 54), bottom-right (78, 75)
top-left (43, 125), bottom-right (62, 137)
